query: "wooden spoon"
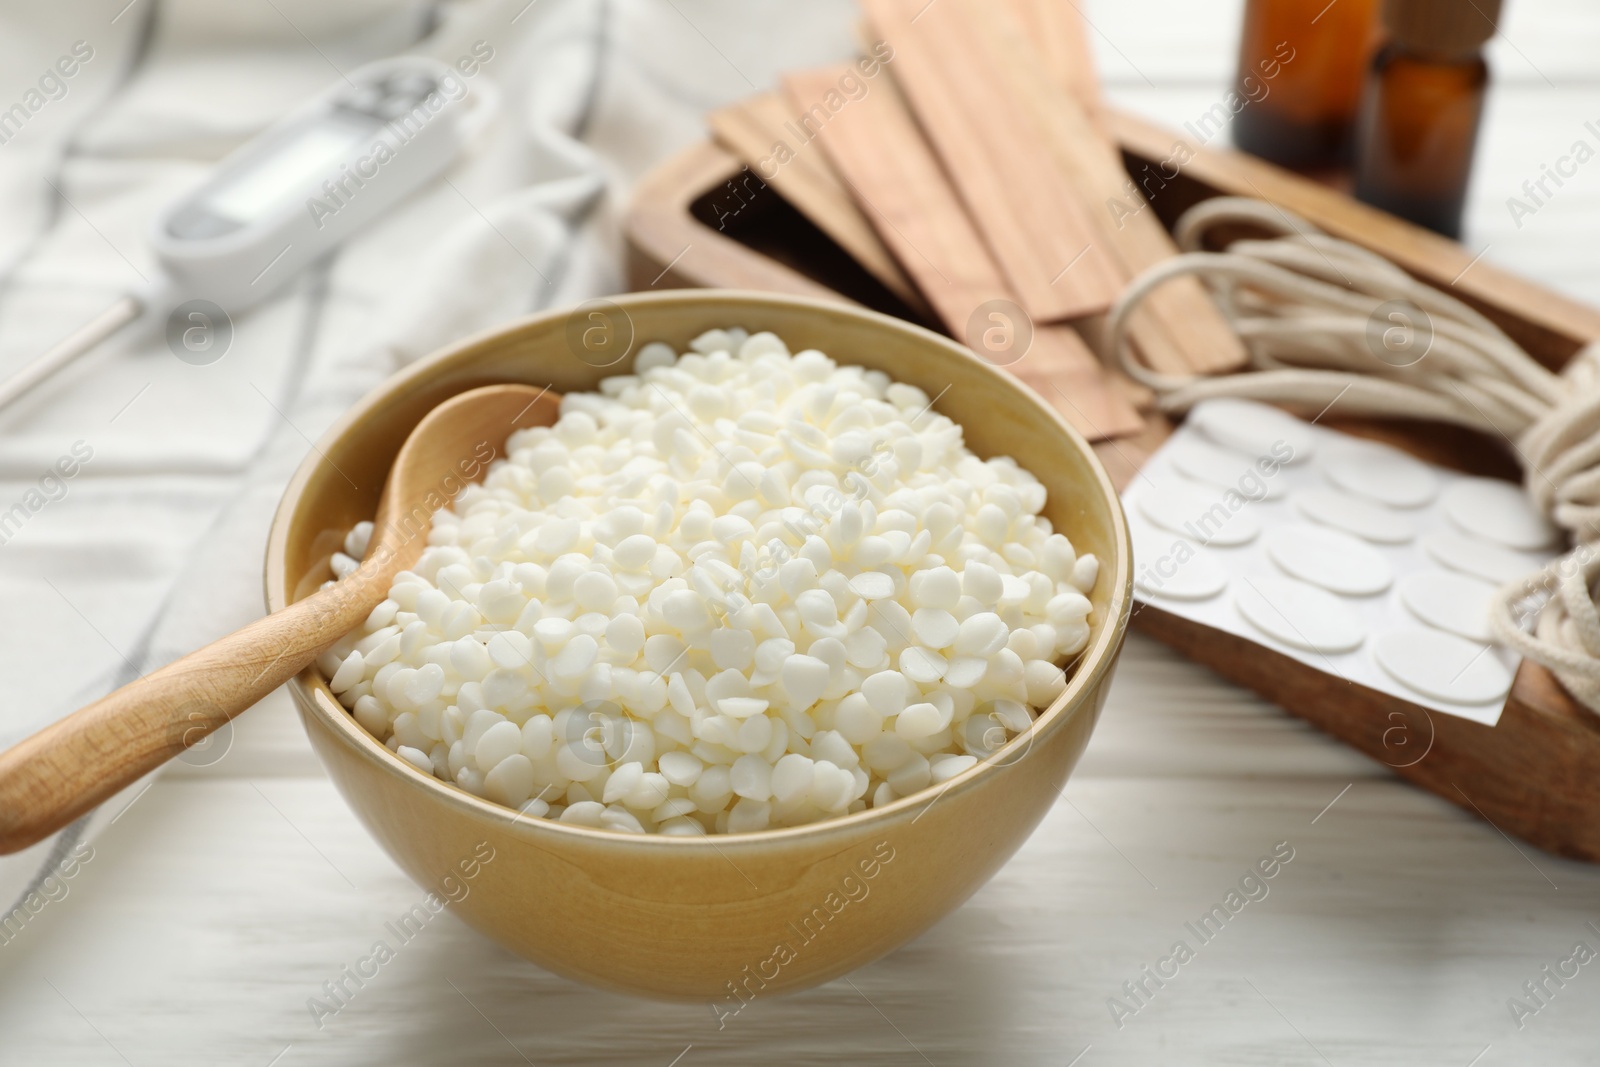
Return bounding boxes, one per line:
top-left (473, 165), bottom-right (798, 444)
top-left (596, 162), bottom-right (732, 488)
top-left (0, 383), bottom-right (561, 854)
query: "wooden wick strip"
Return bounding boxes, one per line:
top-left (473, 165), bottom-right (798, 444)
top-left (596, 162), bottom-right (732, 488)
top-left (708, 93), bottom-right (930, 315)
top-left (860, 0), bottom-right (1123, 324)
top-left (783, 66), bottom-right (1143, 442)
top-left (946, 0), bottom-right (1249, 376)
top-left (1005, 0), bottom-right (1107, 132)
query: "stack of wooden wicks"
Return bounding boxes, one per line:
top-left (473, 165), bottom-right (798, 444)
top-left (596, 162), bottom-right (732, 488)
top-left (707, 0), bottom-right (1247, 445)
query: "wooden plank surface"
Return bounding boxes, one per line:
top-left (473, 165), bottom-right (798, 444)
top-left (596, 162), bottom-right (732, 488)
top-left (783, 66), bottom-right (1144, 440)
top-left (860, 0), bottom-right (1125, 323)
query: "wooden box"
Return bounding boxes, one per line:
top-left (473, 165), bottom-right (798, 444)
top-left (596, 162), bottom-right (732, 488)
top-left (624, 107), bottom-right (1600, 862)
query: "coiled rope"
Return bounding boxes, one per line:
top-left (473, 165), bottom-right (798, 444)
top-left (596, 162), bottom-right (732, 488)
top-left (1106, 196), bottom-right (1600, 712)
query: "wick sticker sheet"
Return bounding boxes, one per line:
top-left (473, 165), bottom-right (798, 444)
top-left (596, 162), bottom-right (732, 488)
top-left (1121, 399), bottom-right (1561, 727)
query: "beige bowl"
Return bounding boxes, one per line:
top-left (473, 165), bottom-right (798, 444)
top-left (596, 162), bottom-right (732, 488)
top-left (265, 290), bottom-right (1131, 1001)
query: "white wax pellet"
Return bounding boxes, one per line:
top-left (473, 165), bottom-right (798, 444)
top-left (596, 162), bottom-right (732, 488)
top-left (573, 571), bottom-right (618, 612)
top-left (896, 702), bottom-right (949, 739)
top-left (343, 521), bottom-right (374, 559)
top-left (849, 571), bottom-right (896, 600)
top-left (659, 750), bottom-right (703, 786)
top-left (484, 754), bottom-right (535, 806)
top-left (727, 798), bottom-right (772, 833)
top-left (833, 693), bottom-right (884, 744)
top-left (909, 567), bottom-right (961, 610)
top-left (812, 729), bottom-right (860, 769)
top-left (521, 715), bottom-right (554, 759)
top-left (911, 608), bottom-right (959, 649)
top-left (710, 628), bottom-right (756, 671)
top-left (602, 763), bottom-right (643, 805)
top-left (900, 647), bottom-right (946, 684)
top-left (475, 720), bottom-right (523, 770)
top-left (954, 612), bottom-right (1009, 657)
top-left (487, 630), bottom-right (534, 669)
top-left (730, 754), bottom-right (773, 801)
top-left (862, 670), bottom-right (912, 716)
top-left (943, 656), bottom-right (987, 688)
top-left (329, 651), bottom-right (365, 693)
top-left (613, 533), bottom-right (658, 571)
top-left (930, 753), bottom-right (977, 784)
top-left (463, 708), bottom-right (504, 752)
top-left (887, 753), bottom-right (931, 796)
top-left (560, 801), bottom-right (606, 826)
top-left (653, 797), bottom-right (699, 823)
top-left (809, 762), bottom-right (856, 811)
top-left (862, 733), bottom-right (914, 774)
top-left (963, 561), bottom-right (1004, 604)
top-left (1070, 555), bottom-right (1099, 593)
top-left (605, 614), bottom-right (646, 657)
top-left (771, 753), bottom-right (816, 803)
top-left (781, 655), bottom-right (831, 709)
top-left (1023, 660), bottom-right (1068, 706)
top-left (533, 617), bottom-right (574, 649)
top-left (550, 634), bottom-right (598, 679)
top-left (450, 638), bottom-right (492, 681)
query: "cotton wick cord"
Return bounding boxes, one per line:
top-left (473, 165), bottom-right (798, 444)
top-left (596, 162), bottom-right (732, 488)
top-left (1107, 195), bottom-right (1600, 713)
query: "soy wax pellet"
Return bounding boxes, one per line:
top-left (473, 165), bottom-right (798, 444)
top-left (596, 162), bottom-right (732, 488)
top-left (324, 330), bottom-right (1093, 834)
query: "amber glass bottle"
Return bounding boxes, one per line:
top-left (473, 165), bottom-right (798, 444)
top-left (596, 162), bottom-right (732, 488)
top-left (1353, 0), bottom-right (1501, 238)
top-left (1231, 0), bottom-right (1380, 169)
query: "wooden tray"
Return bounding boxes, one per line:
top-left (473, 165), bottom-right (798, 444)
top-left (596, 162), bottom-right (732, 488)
top-left (624, 106), bottom-right (1600, 861)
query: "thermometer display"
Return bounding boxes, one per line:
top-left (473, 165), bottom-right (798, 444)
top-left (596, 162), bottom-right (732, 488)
top-left (201, 115), bottom-right (377, 224)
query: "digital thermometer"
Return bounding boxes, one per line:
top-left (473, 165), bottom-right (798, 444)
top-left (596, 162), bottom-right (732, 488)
top-left (0, 55), bottom-right (491, 410)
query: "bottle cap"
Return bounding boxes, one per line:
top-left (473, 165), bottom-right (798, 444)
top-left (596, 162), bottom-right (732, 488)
top-left (1382, 0), bottom-right (1501, 56)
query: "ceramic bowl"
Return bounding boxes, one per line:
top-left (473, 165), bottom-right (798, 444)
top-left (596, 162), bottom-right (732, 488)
top-left (265, 289), bottom-right (1131, 1000)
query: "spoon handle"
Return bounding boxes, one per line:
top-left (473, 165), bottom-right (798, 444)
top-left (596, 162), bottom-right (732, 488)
top-left (0, 578), bottom-right (374, 854)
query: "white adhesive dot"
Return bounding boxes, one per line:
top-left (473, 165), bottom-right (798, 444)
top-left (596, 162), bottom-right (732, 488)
top-left (1264, 524), bottom-right (1392, 596)
top-left (1187, 398), bottom-right (1316, 463)
top-left (1399, 570), bottom-right (1498, 643)
top-left (1167, 436), bottom-right (1287, 500)
top-left (1421, 531), bottom-right (1540, 586)
top-left (1131, 525), bottom-right (1227, 601)
top-left (1234, 574), bottom-right (1366, 653)
top-left (1137, 483), bottom-right (1261, 547)
top-left (1441, 479), bottom-right (1560, 551)
top-left (1291, 487), bottom-right (1415, 544)
top-left (1373, 627), bottom-right (1511, 705)
top-left (1322, 441), bottom-right (1439, 508)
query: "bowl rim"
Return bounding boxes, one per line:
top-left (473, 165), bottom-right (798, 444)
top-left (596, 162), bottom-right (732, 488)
top-left (265, 288), bottom-right (1132, 854)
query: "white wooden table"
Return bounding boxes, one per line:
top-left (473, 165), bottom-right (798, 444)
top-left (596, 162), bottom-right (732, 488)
top-left (5, 2), bottom-right (1600, 1064)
